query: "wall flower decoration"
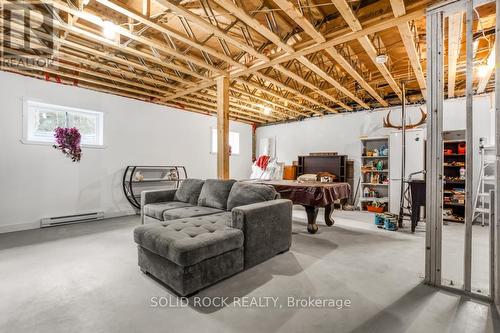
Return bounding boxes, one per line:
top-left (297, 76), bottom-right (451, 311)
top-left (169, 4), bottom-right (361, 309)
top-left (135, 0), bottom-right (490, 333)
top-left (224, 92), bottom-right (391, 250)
top-left (53, 127), bottom-right (82, 162)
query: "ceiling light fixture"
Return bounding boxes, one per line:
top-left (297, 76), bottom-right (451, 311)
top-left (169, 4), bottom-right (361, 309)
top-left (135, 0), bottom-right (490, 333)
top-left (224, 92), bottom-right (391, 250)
top-left (375, 54), bottom-right (388, 64)
top-left (102, 20), bottom-right (117, 40)
top-left (477, 63), bottom-right (490, 78)
top-left (262, 106), bottom-right (272, 115)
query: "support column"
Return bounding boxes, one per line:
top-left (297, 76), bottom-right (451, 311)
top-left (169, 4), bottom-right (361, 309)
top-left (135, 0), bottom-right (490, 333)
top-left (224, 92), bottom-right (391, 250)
top-left (217, 76), bottom-right (230, 179)
top-left (252, 124), bottom-right (257, 162)
top-left (425, 8), bottom-right (444, 286)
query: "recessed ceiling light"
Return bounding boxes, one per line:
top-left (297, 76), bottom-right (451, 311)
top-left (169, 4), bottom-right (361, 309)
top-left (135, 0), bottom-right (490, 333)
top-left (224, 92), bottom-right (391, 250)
top-left (375, 54), bottom-right (388, 64)
top-left (102, 20), bottom-right (117, 40)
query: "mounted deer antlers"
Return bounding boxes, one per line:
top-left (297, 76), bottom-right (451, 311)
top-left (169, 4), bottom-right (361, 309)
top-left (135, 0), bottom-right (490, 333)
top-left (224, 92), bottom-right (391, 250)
top-left (383, 108), bottom-right (427, 130)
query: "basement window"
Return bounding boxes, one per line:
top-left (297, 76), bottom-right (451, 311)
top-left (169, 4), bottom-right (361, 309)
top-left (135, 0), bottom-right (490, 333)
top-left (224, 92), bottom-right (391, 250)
top-left (210, 128), bottom-right (240, 155)
top-left (23, 100), bottom-right (104, 147)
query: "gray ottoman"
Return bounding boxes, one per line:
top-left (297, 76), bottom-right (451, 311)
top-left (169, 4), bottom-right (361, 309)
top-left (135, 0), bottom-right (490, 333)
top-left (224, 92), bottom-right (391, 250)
top-left (134, 213), bottom-right (244, 296)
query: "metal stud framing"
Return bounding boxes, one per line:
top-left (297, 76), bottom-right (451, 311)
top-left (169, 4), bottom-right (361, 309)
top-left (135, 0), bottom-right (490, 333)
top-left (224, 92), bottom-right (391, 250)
top-left (495, 0), bottom-right (500, 309)
top-left (426, 0), bottom-right (499, 307)
top-left (425, 6), bottom-right (444, 286)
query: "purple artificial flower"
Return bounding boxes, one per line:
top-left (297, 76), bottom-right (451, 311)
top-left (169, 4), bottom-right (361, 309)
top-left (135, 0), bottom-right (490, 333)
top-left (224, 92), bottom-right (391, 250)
top-left (53, 127), bottom-right (82, 162)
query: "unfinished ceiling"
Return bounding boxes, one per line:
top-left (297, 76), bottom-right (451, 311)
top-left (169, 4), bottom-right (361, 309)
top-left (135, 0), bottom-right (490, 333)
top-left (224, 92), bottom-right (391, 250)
top-left (0, 0), bottom-right (496, 124)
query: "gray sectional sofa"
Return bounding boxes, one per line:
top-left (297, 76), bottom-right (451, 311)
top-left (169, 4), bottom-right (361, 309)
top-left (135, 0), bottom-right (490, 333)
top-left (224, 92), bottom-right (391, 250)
top-left (133, 179), bottom-right (293, 296)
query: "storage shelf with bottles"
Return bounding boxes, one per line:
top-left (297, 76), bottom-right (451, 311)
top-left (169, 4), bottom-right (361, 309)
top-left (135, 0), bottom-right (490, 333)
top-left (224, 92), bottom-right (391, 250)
top-left (443, 140), bottom-right (466, 223)
top-left (360, 136), bottom-right (390, 212)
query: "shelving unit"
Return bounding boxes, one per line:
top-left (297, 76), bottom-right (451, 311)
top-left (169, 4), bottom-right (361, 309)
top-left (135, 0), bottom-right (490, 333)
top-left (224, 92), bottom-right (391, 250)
top-left (122, 166), bottom-right (187, 210)
top-left (443, 139), bottom-right (466, 223)
top-left (359, 136), bottom-right (390, 212)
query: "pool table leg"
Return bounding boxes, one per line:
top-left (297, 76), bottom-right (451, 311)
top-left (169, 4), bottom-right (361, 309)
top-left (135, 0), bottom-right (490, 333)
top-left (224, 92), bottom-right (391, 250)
top-left (324, 204), bottom-right (335, 226)
top-left (303, 205), bottom-right (319, 234)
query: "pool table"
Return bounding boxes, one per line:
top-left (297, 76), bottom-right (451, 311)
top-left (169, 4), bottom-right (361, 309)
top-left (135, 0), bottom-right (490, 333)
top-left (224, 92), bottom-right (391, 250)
top-left (250, 180), bottom-right (351, 234)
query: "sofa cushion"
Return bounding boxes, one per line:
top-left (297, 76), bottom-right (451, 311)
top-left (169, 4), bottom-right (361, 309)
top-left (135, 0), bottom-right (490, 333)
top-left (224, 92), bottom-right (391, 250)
top-left (227, 182), bottom-right (279, 211)
top-left (163, 206), bottom-right (223, 221)
top-left (143, 202), bottom-right (194, 221)
top-left (174, 179), bottom-right (205, 205)
top-left (134, 213), bottom-right (243, 266)
top-left (197, 179), bottom-right (236, 210)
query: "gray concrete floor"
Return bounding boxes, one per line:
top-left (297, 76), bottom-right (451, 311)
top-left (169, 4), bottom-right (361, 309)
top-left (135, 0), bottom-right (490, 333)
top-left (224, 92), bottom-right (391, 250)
top-left (0, 209), bottom-right (498, 333)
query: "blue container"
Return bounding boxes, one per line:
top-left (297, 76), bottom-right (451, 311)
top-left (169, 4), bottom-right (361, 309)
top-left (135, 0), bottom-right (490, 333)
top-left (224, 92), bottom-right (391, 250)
top-left (374, 214), bottom-right (385, 226)
top-left (384, 218), bottom-right (398, 231)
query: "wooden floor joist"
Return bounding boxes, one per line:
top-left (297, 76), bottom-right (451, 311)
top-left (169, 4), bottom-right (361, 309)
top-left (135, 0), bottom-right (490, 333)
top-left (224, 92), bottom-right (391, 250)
top-left (448, 11), bottom-right (463, 98)
top-left (331, 0), bottom-right (403, 100)
top-left (273, 0), bottom-right (388, 107)
top-left (1, 0), bottom-right (492, 124)
top-left (390, 0), bottom-right (427, 98)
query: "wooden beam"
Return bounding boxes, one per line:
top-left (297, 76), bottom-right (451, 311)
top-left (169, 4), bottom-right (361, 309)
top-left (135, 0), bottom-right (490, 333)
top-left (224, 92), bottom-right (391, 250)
top-left (49, 0), bottom-right (224, 78)
top-left (217, 76), bottom-right (230, 179)
top-left (252, 72), bottom-right (338, 113)
top-left (142, 0), bottom-right (150, 17)
top-left (175, 95), bottom-right (266, 123)
top-left (212, 0), bottom-right (366, 110)
top-left (234, 78), bottom-right (318, 115)
top-left (273, 64), bottom-right (347, 111)
top-left (157, 0), bottom-right (338, 111)
top-left (5, 0), bottom-right (426, 118)
top-left (95, 0), bottom-right (244, 71)
top-left (166, 6), bottom-right (425, 104)
top-left (331, 0), bottom-right (403, 100)
top-left (6, 43), bottom-right (266, 123)
top-left (6, 9), bottom-right (198, 86)
top-left (447, 11), bottom-right (463, 98)
top-left (296, 56), bottom-right (368, 109)
top-left (477, 48), bottom-right (495, 93)
top-left (156, 0), bottom-right (264, 61)
top-left (233, 7), bottom-right (425, 82)
top-left (274, 0), bottom-right (387, 106)
top-left (273, 0), bottom-right (322, 41)
top-left (230, 87), bottom-right (307, 118)
top-left (324, 47), bottom-right (388, 106)
top-left (390, 0), bottom-right (427, 98)
top-left (4, 66), bottom-right (256, 124)
top-left (189, 92), bottom-right (279, 122)
top-left (212, 0), bottom-right (295, 54)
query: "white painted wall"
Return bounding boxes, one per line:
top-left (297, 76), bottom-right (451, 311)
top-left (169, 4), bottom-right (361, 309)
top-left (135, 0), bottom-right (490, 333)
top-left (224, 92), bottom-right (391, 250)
top-left (0, 71), bottom-right (252, 233)
top-left (257, 93), bottom-right (495, 200)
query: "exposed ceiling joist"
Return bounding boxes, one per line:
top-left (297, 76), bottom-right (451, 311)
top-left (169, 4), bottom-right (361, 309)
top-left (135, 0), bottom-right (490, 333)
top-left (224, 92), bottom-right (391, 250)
top-left (331, 0), bottom-right (403, 100)
top-left (390, 0), bottom-right (427, 98)
top-left (273, 0), bottom-right (388, 107)
top-left (0, 0), bottom-right (445, 124)
top-left (448, 11), bottom-right (463, 98)
top-left (212, 0), bottom-right (366, 110)
top-left (477, 48), bottom-right (495, 93)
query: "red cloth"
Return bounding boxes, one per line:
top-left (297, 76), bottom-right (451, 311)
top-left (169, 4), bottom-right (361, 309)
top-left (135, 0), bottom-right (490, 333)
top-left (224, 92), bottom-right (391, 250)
top-left (256, 155), bottom-right (270, 170)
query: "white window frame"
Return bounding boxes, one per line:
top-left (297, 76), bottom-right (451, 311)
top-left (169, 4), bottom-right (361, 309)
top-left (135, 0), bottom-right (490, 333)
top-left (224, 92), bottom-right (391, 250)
top-left (210, 128), bottom-right (240, 155)
top-left (22, 100), bottom-right (105, 148)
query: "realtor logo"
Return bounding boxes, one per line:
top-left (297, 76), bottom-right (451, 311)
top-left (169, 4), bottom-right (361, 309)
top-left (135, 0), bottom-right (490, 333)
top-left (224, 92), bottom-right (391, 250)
top-left (1, 0), bottom-right (55, 69)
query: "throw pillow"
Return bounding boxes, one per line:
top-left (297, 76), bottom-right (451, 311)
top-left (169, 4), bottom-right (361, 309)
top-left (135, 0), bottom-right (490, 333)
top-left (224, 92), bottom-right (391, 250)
top-left (227, 182), bottom-right (279, 211)
top-left (197, 179), bottom-right (236, 210)
top-left (174, 179), bottom-right (205, 205)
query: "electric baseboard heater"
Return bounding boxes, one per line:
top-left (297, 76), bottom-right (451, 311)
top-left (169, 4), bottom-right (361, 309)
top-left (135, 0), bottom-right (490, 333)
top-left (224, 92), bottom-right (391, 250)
top-left (41, 212), bottom-right (104, 227)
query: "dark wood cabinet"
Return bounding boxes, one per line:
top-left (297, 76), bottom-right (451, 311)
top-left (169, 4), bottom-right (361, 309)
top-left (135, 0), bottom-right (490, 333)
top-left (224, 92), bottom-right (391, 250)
top-left (297, 155), bottom-right (347, 182)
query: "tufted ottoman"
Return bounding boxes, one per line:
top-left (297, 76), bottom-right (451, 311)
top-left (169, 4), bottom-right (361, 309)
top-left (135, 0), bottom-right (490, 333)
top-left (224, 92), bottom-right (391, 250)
top-left (134, 212), bottom-right (244, 296)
